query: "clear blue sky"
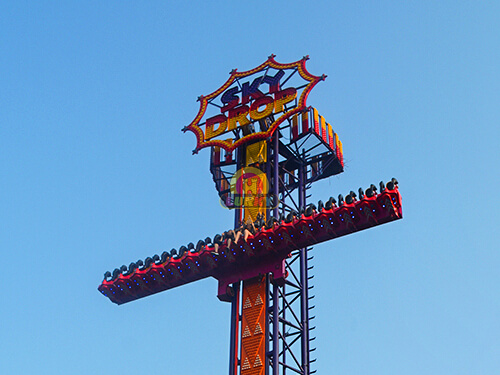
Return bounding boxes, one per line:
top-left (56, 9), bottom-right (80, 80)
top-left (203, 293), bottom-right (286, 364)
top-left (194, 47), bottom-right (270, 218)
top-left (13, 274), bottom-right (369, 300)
top-left (1, 2), bottom-right (499, 374)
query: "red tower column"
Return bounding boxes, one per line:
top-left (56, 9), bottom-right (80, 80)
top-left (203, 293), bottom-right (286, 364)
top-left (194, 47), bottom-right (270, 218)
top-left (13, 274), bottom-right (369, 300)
top-left (240, 276), bottom-right (267, 375)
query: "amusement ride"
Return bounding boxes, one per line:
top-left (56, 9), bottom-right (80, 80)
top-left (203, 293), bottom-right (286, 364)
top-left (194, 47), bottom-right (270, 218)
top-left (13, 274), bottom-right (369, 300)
top-left (98, 55), bottom-right (403, 375)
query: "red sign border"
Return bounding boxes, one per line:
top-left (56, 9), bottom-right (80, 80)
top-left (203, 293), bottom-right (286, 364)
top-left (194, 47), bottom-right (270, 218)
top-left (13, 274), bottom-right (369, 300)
top-left (183, 55), bottom-right (325, 153)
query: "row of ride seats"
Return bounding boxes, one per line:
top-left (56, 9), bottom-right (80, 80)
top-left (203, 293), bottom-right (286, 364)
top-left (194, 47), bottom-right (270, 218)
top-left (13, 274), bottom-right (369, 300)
top-left (104, 178), bottom-right (398, 281)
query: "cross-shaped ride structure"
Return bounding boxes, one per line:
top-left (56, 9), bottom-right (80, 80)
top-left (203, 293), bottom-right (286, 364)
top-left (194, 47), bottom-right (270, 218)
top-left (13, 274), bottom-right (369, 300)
top-left (99, 56), bottom-right (403, 375)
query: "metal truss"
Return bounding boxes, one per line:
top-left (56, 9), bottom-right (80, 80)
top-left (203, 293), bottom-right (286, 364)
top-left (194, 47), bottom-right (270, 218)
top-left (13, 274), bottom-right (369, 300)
top-left (266, 130), bottom-right (315, 375)
top-left (268, 247), bottom-right (317, 375)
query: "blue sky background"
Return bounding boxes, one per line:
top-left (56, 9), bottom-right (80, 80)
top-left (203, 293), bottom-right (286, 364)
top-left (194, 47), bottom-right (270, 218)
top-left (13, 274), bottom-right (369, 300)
top-left (1, 1), bottom-right (499, 374)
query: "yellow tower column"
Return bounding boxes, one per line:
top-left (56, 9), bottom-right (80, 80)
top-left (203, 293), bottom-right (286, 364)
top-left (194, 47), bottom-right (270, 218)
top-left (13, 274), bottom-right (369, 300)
top-left (240, 140), bottom-right (268, 375)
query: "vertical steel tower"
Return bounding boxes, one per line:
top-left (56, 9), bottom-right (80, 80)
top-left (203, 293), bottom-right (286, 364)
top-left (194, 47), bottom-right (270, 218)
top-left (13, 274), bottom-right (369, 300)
top-left (210, 103), bottom-right (344, 374)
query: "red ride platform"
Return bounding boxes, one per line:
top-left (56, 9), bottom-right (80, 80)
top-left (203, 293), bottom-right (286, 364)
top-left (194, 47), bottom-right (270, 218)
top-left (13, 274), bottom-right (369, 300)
top-left (99, 184), bottom-right (402, 305)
